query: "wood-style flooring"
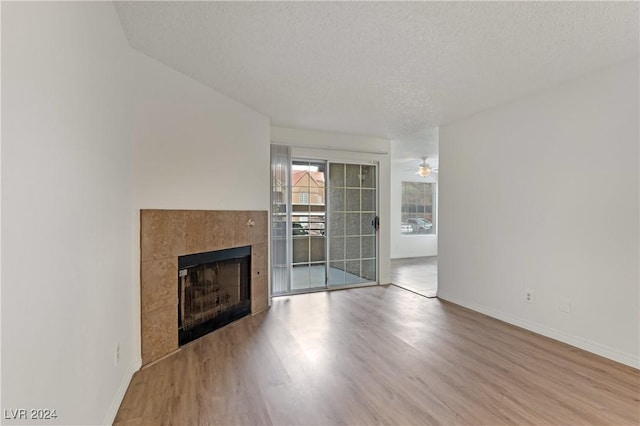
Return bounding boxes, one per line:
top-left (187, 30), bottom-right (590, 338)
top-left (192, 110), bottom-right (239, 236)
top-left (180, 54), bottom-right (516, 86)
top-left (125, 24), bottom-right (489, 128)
top-left (115, 285), bottom-right (639, 425)
top-left (391, 256), bottom-right (438, 298)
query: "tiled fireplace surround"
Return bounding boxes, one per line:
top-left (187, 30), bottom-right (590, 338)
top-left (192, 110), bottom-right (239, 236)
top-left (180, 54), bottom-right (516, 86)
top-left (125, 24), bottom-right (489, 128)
top-left (140, 209), bottom-right (269, 366)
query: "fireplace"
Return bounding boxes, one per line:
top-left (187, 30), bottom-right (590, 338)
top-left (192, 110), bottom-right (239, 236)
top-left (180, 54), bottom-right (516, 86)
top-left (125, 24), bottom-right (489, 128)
top-left (140, 209), bottom-right (268, 366)
top-left (178, 246), bottom-right (251, 346)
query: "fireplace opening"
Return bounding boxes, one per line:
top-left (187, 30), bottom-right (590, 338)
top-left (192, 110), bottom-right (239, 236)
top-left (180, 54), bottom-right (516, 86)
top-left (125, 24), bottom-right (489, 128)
top-left (178, 246), bottom-right (251, 346)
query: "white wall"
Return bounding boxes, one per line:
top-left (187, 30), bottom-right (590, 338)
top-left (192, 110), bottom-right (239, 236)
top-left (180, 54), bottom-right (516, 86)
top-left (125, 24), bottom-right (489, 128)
top-left (131, 55), bottom-right (271, 211)
top-left (2, 3), bottom-right (136, 424)
top-left (390, 133), bottom-right (439, 259)
top-left (439, 60), bottom-right (639, 368)
top-left (271, 126), bottom-right (392, 285)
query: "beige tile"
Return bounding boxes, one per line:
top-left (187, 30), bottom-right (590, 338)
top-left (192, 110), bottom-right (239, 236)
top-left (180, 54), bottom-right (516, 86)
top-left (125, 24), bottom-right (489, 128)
top-left (234, 211), bottom-right (250, 247)
top-left (248, 211), bottom-right (268, 244)
top-left (204, 211), bottom-right (235, 251)
top-left (251, 275), bottom-right (269, 314)
top-left (141, 258), bottom-right (178, 314)
top-left (252, 295), bottom-right (269, 315)
top-left (140, 210), bottom-right (186, 262)
top-left (185, 210), bottom-right (206, 254)
top-left (141, 305), bottom-right (178, 366)
top-left (251, 243), bottom-right (268, 279)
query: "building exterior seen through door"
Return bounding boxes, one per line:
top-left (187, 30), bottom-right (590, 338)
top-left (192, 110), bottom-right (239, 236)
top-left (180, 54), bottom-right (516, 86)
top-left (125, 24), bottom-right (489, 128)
top-left (291, 161), bottom-right (327, 291)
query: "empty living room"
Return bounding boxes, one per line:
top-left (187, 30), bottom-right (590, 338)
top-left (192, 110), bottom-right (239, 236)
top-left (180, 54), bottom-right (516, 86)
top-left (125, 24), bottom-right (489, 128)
top-left (2, 1), bottom-right (638, 425)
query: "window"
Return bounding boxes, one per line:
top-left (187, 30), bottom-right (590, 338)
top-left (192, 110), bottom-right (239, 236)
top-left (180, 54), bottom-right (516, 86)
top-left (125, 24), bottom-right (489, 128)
top-left (298, 192), bottom-right (309, 204)
top-left (401, 182), bottom-right (436, 235)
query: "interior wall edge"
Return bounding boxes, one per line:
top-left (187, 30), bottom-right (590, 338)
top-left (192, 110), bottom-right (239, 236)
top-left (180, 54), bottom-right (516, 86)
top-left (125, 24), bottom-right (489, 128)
top-left (102, 360), bottom-right (140, 425)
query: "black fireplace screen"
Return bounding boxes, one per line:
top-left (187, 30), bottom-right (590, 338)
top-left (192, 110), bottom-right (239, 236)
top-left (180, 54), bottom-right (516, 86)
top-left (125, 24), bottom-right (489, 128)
top-left (178, 246), bottom-right (251, 346)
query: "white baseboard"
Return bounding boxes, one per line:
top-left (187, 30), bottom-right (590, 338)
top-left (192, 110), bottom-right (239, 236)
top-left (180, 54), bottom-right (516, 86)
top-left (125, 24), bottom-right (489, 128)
top-left (103, 359), bottom-right (140, 425)
top-left (438, 292), bottom-right (640, 370)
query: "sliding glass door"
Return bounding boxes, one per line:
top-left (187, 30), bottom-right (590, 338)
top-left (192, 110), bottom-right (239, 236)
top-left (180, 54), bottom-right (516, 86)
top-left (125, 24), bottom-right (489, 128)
top-left (270, 151), bottom-right (378, 296)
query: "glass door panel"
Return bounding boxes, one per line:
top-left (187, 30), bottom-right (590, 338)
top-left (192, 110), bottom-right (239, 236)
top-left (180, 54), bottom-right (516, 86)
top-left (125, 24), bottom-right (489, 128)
top-left (291, 160), bottom-right (327, 292)
top-left (327, 162), bottom-right (377, 286)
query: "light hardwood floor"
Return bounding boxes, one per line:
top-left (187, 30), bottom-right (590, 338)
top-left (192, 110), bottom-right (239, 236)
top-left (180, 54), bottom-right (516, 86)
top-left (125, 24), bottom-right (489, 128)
top-left (115, 285), bottom-right (639, 425)
top-left (391, 256), bottom-right (438, 297)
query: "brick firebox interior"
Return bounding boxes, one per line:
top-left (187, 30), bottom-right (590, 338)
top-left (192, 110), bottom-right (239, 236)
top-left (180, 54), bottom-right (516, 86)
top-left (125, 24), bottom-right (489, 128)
top-left (140, 210), bottom-right (269, 366)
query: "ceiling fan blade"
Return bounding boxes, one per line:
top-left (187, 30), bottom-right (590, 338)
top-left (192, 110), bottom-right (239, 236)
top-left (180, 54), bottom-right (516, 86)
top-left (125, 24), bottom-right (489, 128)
top-left (404, 167), bottom-right (438, 171)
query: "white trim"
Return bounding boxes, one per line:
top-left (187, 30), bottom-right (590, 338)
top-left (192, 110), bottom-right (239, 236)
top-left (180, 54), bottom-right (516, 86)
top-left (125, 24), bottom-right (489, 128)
top-left (271, 126), bottom-right (389, 155)
top-left (278, 143), bottom-right (388, 155)
top-left (438, 293), bottom-right (640, 370)
top-left (102, 360), bottom-right (140, 425)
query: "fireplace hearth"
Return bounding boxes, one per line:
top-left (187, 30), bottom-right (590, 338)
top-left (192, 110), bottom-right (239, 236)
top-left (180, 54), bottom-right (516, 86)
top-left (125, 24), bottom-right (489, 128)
top-left (178, 246), bottom-right (251, 346)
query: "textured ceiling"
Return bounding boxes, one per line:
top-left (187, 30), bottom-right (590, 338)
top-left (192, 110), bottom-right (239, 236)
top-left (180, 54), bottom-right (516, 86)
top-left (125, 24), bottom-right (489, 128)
top-left (115, 1), bottom-right (639, 140)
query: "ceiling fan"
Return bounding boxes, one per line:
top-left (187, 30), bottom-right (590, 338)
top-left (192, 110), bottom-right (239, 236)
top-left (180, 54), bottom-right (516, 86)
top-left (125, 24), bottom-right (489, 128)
top-left (416, 156), bottom-right (438, 177)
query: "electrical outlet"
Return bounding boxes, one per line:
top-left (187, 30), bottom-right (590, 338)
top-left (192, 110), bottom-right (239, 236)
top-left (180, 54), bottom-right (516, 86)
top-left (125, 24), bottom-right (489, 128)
top-left (115, 343), bottom-right (120, 366)
top-left (559, 298), bottom-right (571, 314)
top-left (525, 290), bottom-right (534, 304)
